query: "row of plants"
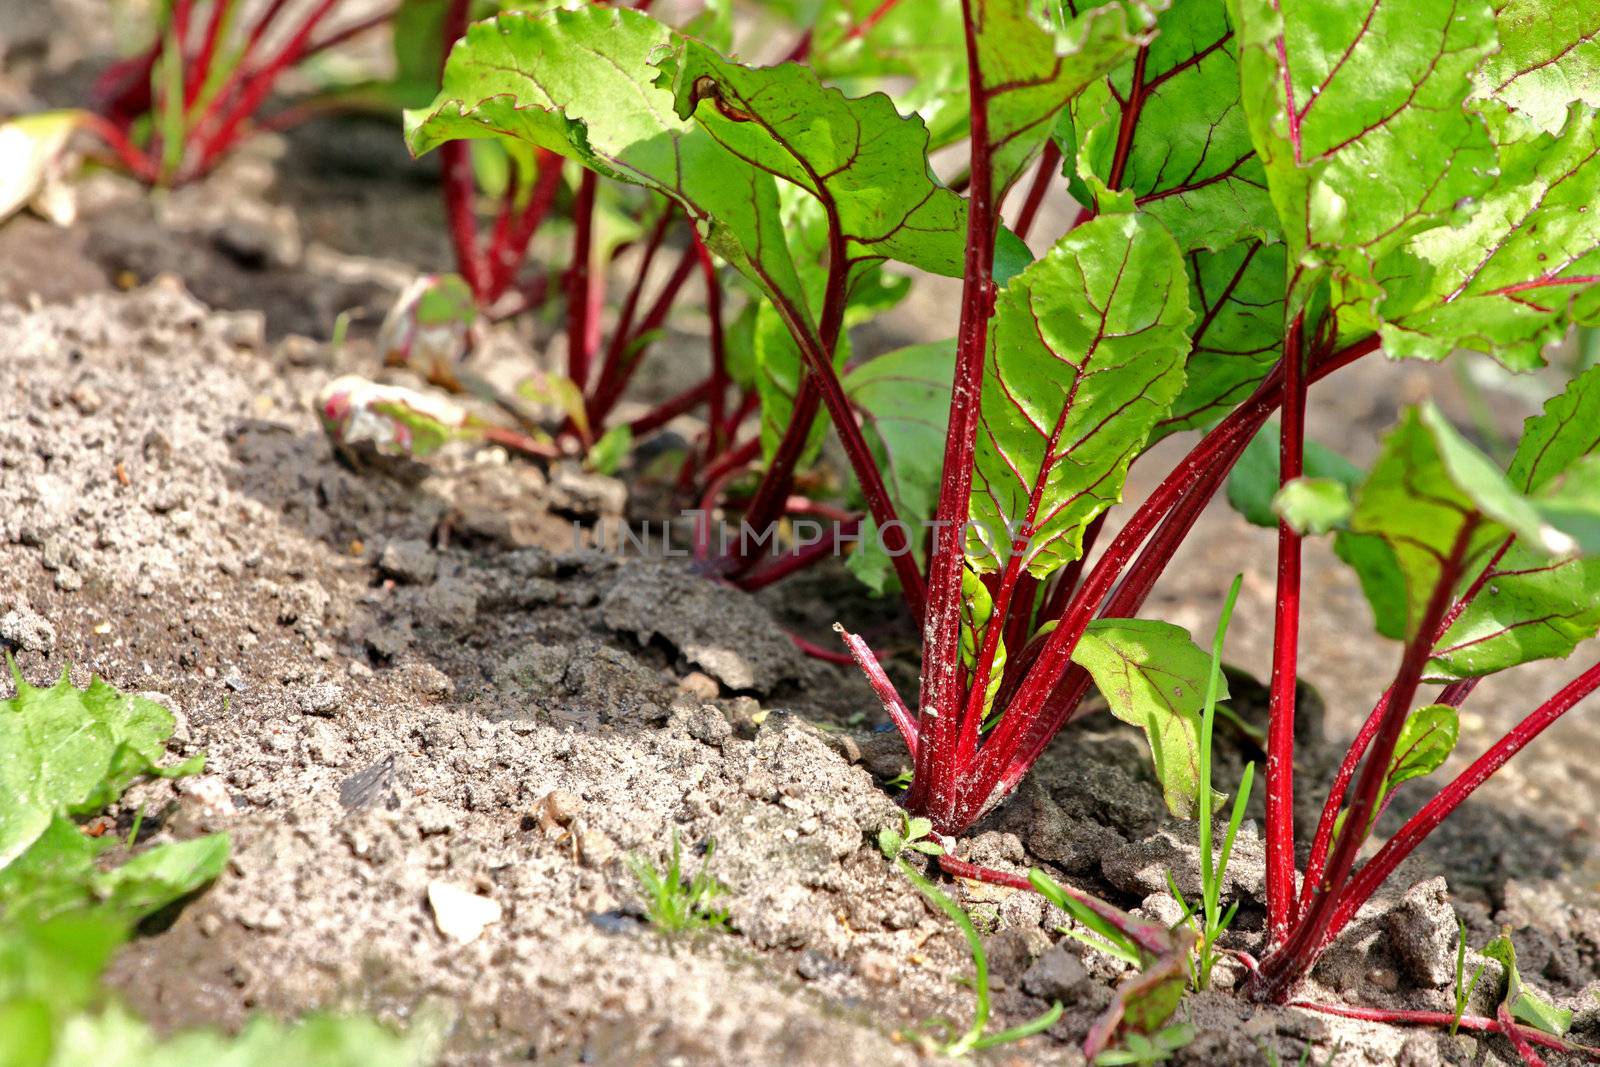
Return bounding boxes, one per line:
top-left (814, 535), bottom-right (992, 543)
top-left (7, 0), bottom-right (1600, 1059)
top-left (395, 0), bottom-right (1600, 1057)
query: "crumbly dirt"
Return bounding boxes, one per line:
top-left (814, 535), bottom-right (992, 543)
top-left (3, 17), bottom-right (1600, 1064)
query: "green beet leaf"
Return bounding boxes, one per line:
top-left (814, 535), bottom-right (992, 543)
top-left (1333, 702), bottom-right (1458, 845)
top-left (1386, 704), bottom-right (1459, 790)
top-left (1156, 239), bottom-right (1288, 438)
top-left (405, 8), bottom-right (813, 336)
top-left (657, 37), bottom-right (971, 277)
top-left (971, 0), bottom-right (1160, 196)
top-left (1376, 105), bottom-right (1600, 370)
top-left (1, 666), bottom-right (204, 868)
top-left (1062, 0), bottom-right (1292, 443)
top-left (1070, 619), bottom-right (1227, 819)
top-left (809, 0), bottom-right (969, 152)
top-left (1063, 0), bottom-right (1277, 253)
top-left (1475, 0), bottom-right (1600, 136)
top-left (965, 213), bottom-right (1192, 579)
top-left (1483, 932), bottom-right (1574, 1037)
top-left (1230, 0), bottom-right (1498, 304)
top-left (1272, 477), bottom-right (1351, 536)
top-left (1346, 404), bottom-right (1587, 641)
top-left (1225, 419), bottom-right (1361, 528)
top-left (1432, 368), bottom-right (1600, 677)
top-left (46, 1004), bottom-right (446, 1067)
top-left (843, 340), bottom-right (955, 593)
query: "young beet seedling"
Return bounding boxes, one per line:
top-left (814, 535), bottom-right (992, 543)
top-left (408, 0), bottom-right (1600, 1052)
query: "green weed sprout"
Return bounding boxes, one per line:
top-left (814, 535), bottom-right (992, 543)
top-left (628, 830), bottom-right (729, 935)
top-left (897, 859), bottom-right (1062, 1057)
top-left (1165, 574), bottom-right (1255, 990)
top-left (1094, 1023), bottom-right (1194, 1064)
top-left (1450, 918), bottom-right (1488, 1036)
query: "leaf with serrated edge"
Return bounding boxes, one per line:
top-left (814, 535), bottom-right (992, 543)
top-left (1, 669), bottom-right (202, 868)
top-left (405, 8), bottom-right (813, 334)
top-left (844, 340), bottom-right (954, 593)
top-left (1375, 105), bottom-right (1600, 371)
top-left (1071, 620), bottom-right (1227, 819)
top-left (966, 213), bottom-right (1192, 579)
top-left (1229, 0), bottom-right (1498, 299)
top-left (1432, 367), bottom-right (1600, 677)
top-left (1475, 0), bottom-right (1600, 136)
top-left (810, 0), bottom-right (968, 151)
top-left (1066, 0), bottom-right (1276, 253)
top-left (658, 39), bottom-right (971, 277)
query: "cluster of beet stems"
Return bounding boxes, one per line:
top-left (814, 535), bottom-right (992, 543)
top-left (823, 6), bottom-right (1600, 1052)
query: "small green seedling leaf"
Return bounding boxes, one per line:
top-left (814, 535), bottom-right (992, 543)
top-left (587, 425), bottom-right (632, 476)
top-left (1332, 703), bottom-right (1458, 846)
top-left (1272, 478), bottom-right (1352, 536)
top-left (1092, 1023), bottom-right (1195, 1065)
top-left (1227, 423), bottom-right (1363, 528)
top-left (628, 830), bottom-right (729, 935)
top-left (377, 274), bottom-right (479, 375)
top-left (0, 664), bottom-right (205, 868)
top-left (1386, 704), bottom-right (1459, 791)
top-left (1070, 619), bottom-right (1226, 820)
top-left (1483, 931), bottom-right (1574, 1036)
top-left (1027, 869), bottom-right (1146, 969)
top-left (1451, 918), bottom-right (1489, 1036)
top-left (878, 813), bottom-right (940, 861)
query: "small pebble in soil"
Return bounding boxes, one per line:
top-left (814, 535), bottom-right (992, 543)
top-left (587, 910), bottom-right (642, 935)
top-left (428, 880), bottom-right (502, 944)
top-left (677, 671), bottom-right (720, 701)
top-left (298, 681), bottom-right (345, 716)
top-left (535, 789), bottom-right (584, 831)
top-left (0, 601), bottom-right (56, 653)
top-left (378, 538), bottom-right (438, 584)
top-left (796, 950), bottom-right (844, 981)
top-left (1021, 945), bottom-right (1089, 1001)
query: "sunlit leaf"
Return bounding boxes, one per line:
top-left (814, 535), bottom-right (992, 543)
top-left (1433, 368), bottom-right (1600, 676)
top-left (1230, 0), bottom-right (1498, 304)
top-left (966, 213), bottom-right (1192, 578)
top-left (1065, 0), bottom-right (1276, 252)
top-left (1070, 619), bottom-right (1226, 819)
top-left (1272, 476), bottom-right (1351, 535)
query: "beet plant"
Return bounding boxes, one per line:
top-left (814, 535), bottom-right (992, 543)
top-left (407, 0), bottom-right (1600, 1043)
top-left (81, 0), bottom-right (398, 185)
